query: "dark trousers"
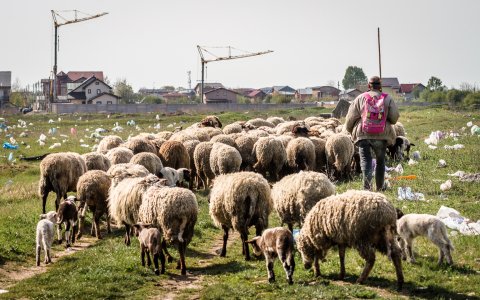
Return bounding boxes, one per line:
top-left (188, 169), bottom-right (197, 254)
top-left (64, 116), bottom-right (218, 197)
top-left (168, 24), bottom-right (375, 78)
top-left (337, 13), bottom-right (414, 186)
top-left (357, 139), bottom-right (387, 191)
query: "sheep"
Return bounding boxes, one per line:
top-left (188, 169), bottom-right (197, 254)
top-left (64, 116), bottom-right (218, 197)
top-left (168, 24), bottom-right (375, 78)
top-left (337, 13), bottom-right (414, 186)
top-left (108, 174), bottom-right (162, 245)
top-left (223, 123), bottom-right (243, 134)
top-left (252, 137), bottom-right (287, 181)
top-left (97, 135), bottom-right (123, 154)
top-left (297, 190), bottom-right (404, 290)
top-left (155, 131), bottom-right (173, 140)
top-left (285, 137), bottom-right (316, 172)
top-left (39, 152), bottom-right (87, 213)
top-left (106, 147), bottom-right (135, 165)
top-left (82, 152), bottom-right (111, 172)
top-left (246, 118), bottom-right (275, 128)
top-left (170, 131), bottom-right (199, 143)
top-left (393, 122), bottom-right (406, 137)
top-left (133, 223), bottom-right (165, 275)
top-left (76, 170), bottom-right (111, 240)
top-left (310, 137), bottom-right (327, 172)
top-left (291, 122), bottom-right (310, 137)
top-left (56, 196), bottom-right (79, 248)
top-left (387, 136), bottom-right (415, 161)
top-left (246, 227), bottom-right (295, 284)
top-left (266, 117), bottom-right (285, 126)
top-left (209, 172), bottom-right (272, 260)
top-left (210, 134), bottom-right (237, 148)
top-left (36, 211), bottom-right (57, 266)
top-left (247, 129), bottom-right (270, 138)
top-left (139, 185), bottom-right (198, 275)
top-left (124, 137), bottom-right (158, 155)
top-left (235, 135), bottom-right (258, 171)
top-left (150, 138), bottom-right (167, 153)
top-left (193, 142), bottom-right (215, 190)
top-left (325, 133), bottom-right (354, 181)
top-left (275, 121), bottom-right (299, 135)
top-left (199, 115), bottom-right (222, 128)
top-left (159, 167), bottom-right (191, 187)
top-left (158, 140), bottom-right (190, 169)
top-left (209, 143), bottom-right (242, 176)
top-left (187, 127), bottom-right (214, 142)
top-left (276, 135), bottom-right (293, 149)
top-left (183, 139), bottom-right (200, 189)
top-left (397, 214), bottom-right (454, 265)
top-left (107, 163), bottom-right (150, 188)
top-left (271, 171), bottom-right (335, 232)
top-left (130, 152), bottom-right (163, 176)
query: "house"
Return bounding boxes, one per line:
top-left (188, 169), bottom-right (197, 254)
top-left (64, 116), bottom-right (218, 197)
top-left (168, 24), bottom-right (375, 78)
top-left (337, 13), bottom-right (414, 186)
top-left (400, 83), bottom-right (425, 101)
top-left (138, 88), bottom-right (171, 98)
top-left (68, 76), bottom-right (119, 105)
top-left (380, 77), bottom-right (401, 94)
top-left (339, 88), bottom-right (362, 101)
top-left (248, 89), bottom-right (267, 102)
top-left (203, 88), bottom-right (239, 104)
top-left (272, 86), bottom-right (296, 96)
top-left (311, 86), bottom-right (340, 100)
top-left (162, 92), bottom-right (189, 103)
top-left (233, 88), bottom-right (255, 97)
top-left (0, 71), bottom-right (11, 105)
top-left (41, 71), bottom-right (104, 101)
top-left (194, 82), bottom-right (224, 97)
top-left (294, 88), bottom-right (313, 102)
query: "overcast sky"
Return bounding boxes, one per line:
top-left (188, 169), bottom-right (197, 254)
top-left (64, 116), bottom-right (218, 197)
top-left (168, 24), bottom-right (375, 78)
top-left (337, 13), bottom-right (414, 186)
top-left (3, 0), bottom-right (480, 91)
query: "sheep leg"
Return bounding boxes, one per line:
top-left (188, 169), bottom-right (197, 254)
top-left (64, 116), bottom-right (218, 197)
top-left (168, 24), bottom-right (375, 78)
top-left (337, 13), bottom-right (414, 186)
top-left (77, 207), bottom-right (86, 240)
top-left (158, 250), bottom-right (166, 274)
top-left (153, 253), bottom-right (160, 275)
top-left (36, 245), bottom-right (41, 266)
top-left (357, 248), bottom-right (375, 284)
top-left (405, 238), bottom-right (415, 263)
top-left (390, 245), bottom-right (404, 291)
top-left (94, 208), bottom-right (103, 239)
top-left (42, 192), bottom-right (48, 214)
top-left (313, 254), bottom-right (321, 277)
top-left (65, 222), bottom-right (71, 248)
top-left (56, 223), bottom-right (62, 244)
top-left (106, 211), bottom-right (111, 234)
top-left (72, 221), bottom-right (78, 245)
top-left (220, 225), bottom-right (229, 257)
top-left (146, 251), bottom-right (152, 267)
top-left (45, 245), bottom-right (52, 264)
top-left (280, 251), bottom-right (294, 285)
top-left (179, 241), bottom-right (187, 275)
top-left (124, 223), bottom-right (131, 246)
top-left (287, 223), bottom-right (293, 233)
top-left (444, 244), bottom-right (453, 265)
top-left (338, 245), bottom-right (346, 280)
top-left (266, 258), bottom-right (275, 283)
top-left (161, 240), bottom-right (174, 263)
top-left (397, 237), bottom-right (407, 260)
top-left (141, 247), bottom-right (146, 267)
top-left (241, 230), bottom-right (251, 261)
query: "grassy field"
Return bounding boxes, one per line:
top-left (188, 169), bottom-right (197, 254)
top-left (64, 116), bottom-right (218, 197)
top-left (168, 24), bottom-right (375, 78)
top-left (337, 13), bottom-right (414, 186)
top-left (0, 106), bottom-right (479, 300)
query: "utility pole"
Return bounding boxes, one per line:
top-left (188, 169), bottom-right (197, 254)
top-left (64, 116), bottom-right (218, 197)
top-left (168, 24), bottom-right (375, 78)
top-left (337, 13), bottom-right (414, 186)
top-left (378, 27), bottom-right (382, 79)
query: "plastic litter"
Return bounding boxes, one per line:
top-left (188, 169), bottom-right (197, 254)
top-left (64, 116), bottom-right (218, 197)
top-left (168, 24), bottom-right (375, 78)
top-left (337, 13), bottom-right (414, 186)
top-left (386, 164), bottom-right (403, 174)
top-left (48, 128), bottom-right (57, 135)
top-left (48, 119), bottom-right (55, 124)
top-left (424, 131), bottom-right (445, 145)
top-left (471, 125), bottom-right (480, 135)
top-left (397, 187), bottom-right (425, 201)
top-left (459, 173), bottom-right (480, 183)
top-left (437, 205), bottom-right (480, 235)
top-left (412, 151), bottom-right (421, 161)
top-left (95, 128), bottom-right (107, 133)
top-left (9, 137), bottom-right (17, 145)
top-left (49, 143), bottom-right (61, 149)
top-left (292, 229), bottom-right (300, 241)
top-left (438, 159), bottom-right (447, 168)
top-left (393, 175), bottom-right (417, 180)
top-left (127, 120), bottom-right (136, 126)
top-left (8, 152), bottom-right (13, 161)
top-left (80, 144), bottom-right (90, 148)
top-left (154, 123), bottom-right (161, 130)
top-left (112, 125), bottom-right (123, 132)
top-left (2, 142), bottom-right (19, 150)
top-left (156, 114), bottom-right (160, 120)
top-left (448, 170), bottom-right (465, 177)
top-left (19, 132), bottom-right (27, 138)
top-left (408, 159), bottom-right (418, 166)
top-left (467, 121), bottom-right (473, 127)
top-left (70, 128), bottom-right (77, 135)
top-left (440, 179), bottom-right (452, 192)
top-left (444, 144), bottom-right (464, 150)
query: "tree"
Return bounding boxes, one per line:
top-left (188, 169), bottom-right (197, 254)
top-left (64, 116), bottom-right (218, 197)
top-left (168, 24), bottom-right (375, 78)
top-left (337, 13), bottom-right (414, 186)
top-left (463, 92), bottom-right (480, 107)
top-left (342, 66), bottom-right (367, 90)
top-left (426, 76), bottom-right (444, 91)
top-left (446, 89), bottom-right (468, 105)
top-left (113, 78), bottom-right (136, 104)
top-left (141, 95), bottom-right (163, 104)
top-left (161, 85), bottom-right (175, 92)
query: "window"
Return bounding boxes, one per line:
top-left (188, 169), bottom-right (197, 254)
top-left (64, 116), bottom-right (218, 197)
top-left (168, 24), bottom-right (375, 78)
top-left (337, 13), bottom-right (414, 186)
top-left (96, 101), bottom-right (102, 104)
top-left (95, 81), bottom-right (99, 85)
top-left (97, 89), bottom-right (101, 94)
top-left (107, 101), bottom-right (112, 105)
top-left (88, 89), bottom-right (91, 94)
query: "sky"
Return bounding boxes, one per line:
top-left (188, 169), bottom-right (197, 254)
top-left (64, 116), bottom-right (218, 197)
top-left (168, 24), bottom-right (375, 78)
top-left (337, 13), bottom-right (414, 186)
top-left (3, 0), bottom-right (480, 92)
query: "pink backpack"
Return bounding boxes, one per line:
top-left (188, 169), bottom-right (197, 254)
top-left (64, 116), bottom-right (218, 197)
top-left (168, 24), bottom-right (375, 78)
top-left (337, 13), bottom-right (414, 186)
top-left (361, 92), bottom-right (388, 134)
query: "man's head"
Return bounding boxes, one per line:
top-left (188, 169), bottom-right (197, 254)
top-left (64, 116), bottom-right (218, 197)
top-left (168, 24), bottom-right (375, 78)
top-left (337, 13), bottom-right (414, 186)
top-left (368, 76), bottom-right (382, 91)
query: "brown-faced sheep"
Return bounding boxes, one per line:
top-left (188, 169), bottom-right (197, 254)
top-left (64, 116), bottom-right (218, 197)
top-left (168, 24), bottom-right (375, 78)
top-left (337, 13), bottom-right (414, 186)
top-left (158, 140), bottom-right (190, 169)
top-left (285, 137), bottom-right (316, 172)
top-left (209, 143), bottom-right (242, 176)
top-left (235, 135), bottom-right (258, 171)
top-left (252, 137), bottom-right (287, 181)
top-left (124, 137), bottom-right (157, 155)
top-left (97, 135), bottom-right (123, 154)
top-left (297, 190), bottom-right (404, 290)
top-left (133, 223), bottom-right (165, 275)
top-left (209, 172), bottom-right (272, 260)
top-left (325, 133), bottom-right (354, 181)
top-left (76, 170), bottom-right (111, 239)
top-left (82, 152), bottom-right (111, 172)
top-left (130, 152), bottom-right (163, 176)
top-left (56, 196), bottom-right (79, 248)
top-left (39, 152), bottom-right (87, 213)
top-left (271, 171), bottom-right (335, 232)
top-left (106, 147), bottom-right (135, 165)
top-left (139, 185), bottom-right (198, 275)
top-left (193, 142), bottom-right (215, 190)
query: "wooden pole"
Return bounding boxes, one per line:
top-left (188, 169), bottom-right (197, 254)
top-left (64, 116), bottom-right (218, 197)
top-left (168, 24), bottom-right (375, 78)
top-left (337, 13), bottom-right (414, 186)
top-left (378, 27), bottom-right (382, 79)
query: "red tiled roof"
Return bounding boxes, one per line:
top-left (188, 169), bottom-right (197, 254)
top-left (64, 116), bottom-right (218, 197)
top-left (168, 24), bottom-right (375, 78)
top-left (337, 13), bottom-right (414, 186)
top-left (248, 90), bottom-right (265, 97)
top-left (67, 71), bottom-right (104, 82)
top-left (400, 83), bottom-right (420, 93)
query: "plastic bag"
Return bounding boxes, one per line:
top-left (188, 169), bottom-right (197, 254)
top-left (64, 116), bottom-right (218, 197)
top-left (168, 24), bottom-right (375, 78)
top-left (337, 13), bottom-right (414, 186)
top-left (2, 142), bottom-right (18, 150)
top-left (397, 187), bottom-right (425, 201)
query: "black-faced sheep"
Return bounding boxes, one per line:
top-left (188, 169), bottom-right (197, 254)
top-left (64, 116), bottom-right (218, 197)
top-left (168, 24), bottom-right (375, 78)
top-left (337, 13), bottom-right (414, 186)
top-left (39, 152), bottom-right (87, 213)
top-left (209, 143), bottom-right (242, 176)
top-left (297, 190), bottom-right (404, 290)
top-left (252, 137), bottom-right (287, 182)
top-left (193, 142), bottom-right (215, 190)
top-left (106, 147), bottom-right (135, 165)
top-left (387, 136), bottom-right (415, 161)
top-left (56, 196), bottom-right (79, 248)
top-left (271, 171), bottom-right (335, 232)
top-left (397, 214), bottom-right (453, 265)
top-left (246, 227), bottom-right (295, 284)
top-left (96, 135), bottom-right (123, 154)
top-left (130, 152), bottom-right (163, 176)
top-left (209, 172), bottom-right (272, 260)
top-left (285, 137), bottom-right (316, 172)
top-left (139, 185), bottom-right (198, 275)
top-left (133, 223), bottom-right (165, 275)
top-left (158, 140), bottom-right (190, 169)
top-left (82, 152), bottom-right (111, 172)
top-left (36, 211), bottom-right (57, 266)
top-left (76, 170), bottom-right (111, 240)
top-left (325, 133), bottom-right (354, 181)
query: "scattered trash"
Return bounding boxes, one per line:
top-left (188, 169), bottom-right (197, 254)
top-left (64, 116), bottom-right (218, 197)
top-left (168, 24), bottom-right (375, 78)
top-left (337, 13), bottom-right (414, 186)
top-left (292, 229), bottom-right (300, 241)
top-left (19, 132), bottom-right (27, 137)
top-left (79, 139), bottom-right (84, 143)
top-left (9, 137), bottom-right (17, 145)
top-left (48, 128), bottom-right (57, 135)
top-left (412, 151), bottom-right (421, 161)
top-left (2, 142), bottom-right (19, 150)
top-left (424, 131), bottom-right (445, 145)
top-left (0, 289), bottom-right (8, 294)
top-left (392, 175), bottom-right (417, 180)
top-left (386, 164), bottom-right (403, 174)
top-left (48, 119), bottom-right (55, 124)
top-left (95, 128), bottom-right (107, 134)
top-left (167, 124), bottom-right (174, 128)
top-left (70, 128), bottom-right (77, 135)
top-left (49, 143), bottom-right (61, 149)
top-left (467, 121), bottom-right (473, 127)
top-left (58, 117), bottom-right (62, 122)
top-left (127, 120), bottom-right (136, 126)
top-left (398, 187), bottom-right (425, 201)
top-left (408, 159), bottom-right (418, 166)
top-left (444, 144), bottom-right (464, 150)
top-left (7, 152), bottom-right (14, 161)
top-left (135, 125), bottom-right (142, 131)
top-left (437, 205), bottom-right (480, 235)
top-left (80, 144), bottom-right (90, 148)
top-left (471, 125), bottom-right (480, 135)
top-left (438, 159), bottom-right (447, 168)
top-left (440, 179), bottom-right (452, 192)
top-left (156, 114), bottom-right (160, 120)
top-left (153, 123), bottom-right (161, 130)
top-left (448, 170), bottom-right (466, 177)
top-left (459, 173), bottom-right (480, 183)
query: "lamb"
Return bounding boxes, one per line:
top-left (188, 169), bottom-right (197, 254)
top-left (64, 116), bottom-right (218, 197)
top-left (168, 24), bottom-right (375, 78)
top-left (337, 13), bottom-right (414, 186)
top-left (76, 170), bottom-right (111, 239)
top-left (82, 152), bottom-right (111, 172)
top-left (193, 142), bottom-right (215, 190)
top-left (96, 135), bottom-right (123, 154)
top-left (36, 211), bottom-right (57, 266)
top-left (159, 167), bottom-right (191, 187)
top-left (130, 152), bottom-right (163, 176)
top-left (397, 214), bottom-right (454, 265)
top-left (271, 171), bottom-right (335, 232)
top-left (158, 140), bottom-right (190, 169)
top-left (209, 142), bottom-right (242, 176)
top-left (108, 174), bottom-right (162, 245)
top-left (252, 137), bottom-right (287, 181)
top-left (209, 172), bottom-right (272, 260)
top-left (325, 133), bottom-right (354, 181)
top-left (56, 196), bottom-right (79, 248)
top-left (285, 137), bottom-right (316, 172)
top-left (106, 147), bottom-right (135, 165)
top-left (133, 223), bottom-right (165, 275)
top-left (246, 227), bottom-right (295, 284)
top-left (297, 190), bottom-right (404, 290)
top-left (139, 185), bottom-right (198, 275)
top-left (387, 136), bottom-right (415, 161)
top-left (39, 152), bottom-right (87, 213)
top-left (123, 137), bottom-right (157, 155)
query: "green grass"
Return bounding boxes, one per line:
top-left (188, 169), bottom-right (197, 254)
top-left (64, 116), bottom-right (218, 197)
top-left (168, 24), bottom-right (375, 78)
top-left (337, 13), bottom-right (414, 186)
top-left (1, 106), bottom-right (479, 299)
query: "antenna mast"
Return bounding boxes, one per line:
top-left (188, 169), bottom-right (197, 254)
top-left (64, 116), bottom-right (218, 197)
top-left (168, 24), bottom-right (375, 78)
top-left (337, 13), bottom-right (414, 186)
top-left (378, 27), bottom-right (382, 79)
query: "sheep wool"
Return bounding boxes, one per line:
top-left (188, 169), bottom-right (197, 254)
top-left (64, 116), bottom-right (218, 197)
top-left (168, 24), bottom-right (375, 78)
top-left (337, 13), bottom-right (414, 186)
top-left (194, 142), bottom-right (215, 189)
top-left (82, 152), bottom-right (111, 172)
top-left (107, 163), bottom-right (150, 188)
top-left (246, 118), bottom-right (275, 128)
top-left (285, 137), bottom-right (316, 172)
top-left (158, 140), bottom-right (190, 169)
top-left (223, 123), bottom-right (243, 135)
top-left (96, 135), bottom-right (123, 154)
top-left (325, 133), bottom-right (354, 179)
top-left (130, 152), bottom-right (163, 176)
top-left (252, 137), bottom-right (287, 181)
top-left (124, 137), bottom-right (157, 155)
top-left (210, 134), bottom-right (237, 148)
top-left (310, 137), bottom-right (327, 172)
top-left (235, 135), bottom-right (257, 171)
top-left (209, 142), bottom-right (242, 176)
top-left (106, 147), bottom-right (135, 165)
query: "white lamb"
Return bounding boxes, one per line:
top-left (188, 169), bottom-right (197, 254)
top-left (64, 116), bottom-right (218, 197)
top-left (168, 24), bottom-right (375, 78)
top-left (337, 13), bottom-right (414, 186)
top-left (36, 211), bottom-right (57, 266)
top-left (159, 167), bottom-right (190, 187)
top-left (397, 213), bottom-right (454, 265)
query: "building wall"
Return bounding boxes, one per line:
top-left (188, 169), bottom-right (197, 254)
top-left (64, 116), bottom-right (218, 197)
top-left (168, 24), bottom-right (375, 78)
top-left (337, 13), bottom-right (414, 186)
top-left (89, 94), bottom-right (118, 105)
top-left (84, 80), bottom-right (111, 101)
top-left (204, 90), bottom-right (237, 103)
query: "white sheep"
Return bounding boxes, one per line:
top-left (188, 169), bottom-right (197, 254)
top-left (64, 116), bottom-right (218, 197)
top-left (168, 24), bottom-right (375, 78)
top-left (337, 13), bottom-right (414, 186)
top-left (159, 167), bottom-right (191, 187)
top-left (209, 142), bottom-right (242, 176)
top-left (36, 211), bottom-right (57, 266)
top-left (252, 137), bottom-right (287, 181)
top-left (325, 133), bottom-right (354, 180)
top-left (285, 137), bottom-right (316, 172)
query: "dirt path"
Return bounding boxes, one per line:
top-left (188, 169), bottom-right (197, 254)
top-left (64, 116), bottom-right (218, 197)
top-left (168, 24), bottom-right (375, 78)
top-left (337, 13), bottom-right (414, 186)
top-left (0, 236), bottom-right (96, 292)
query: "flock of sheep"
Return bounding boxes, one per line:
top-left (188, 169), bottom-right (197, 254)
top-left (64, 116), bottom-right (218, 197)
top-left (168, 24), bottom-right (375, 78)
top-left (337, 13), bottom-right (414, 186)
top-left (34, 114), bottom-right (454, 291)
